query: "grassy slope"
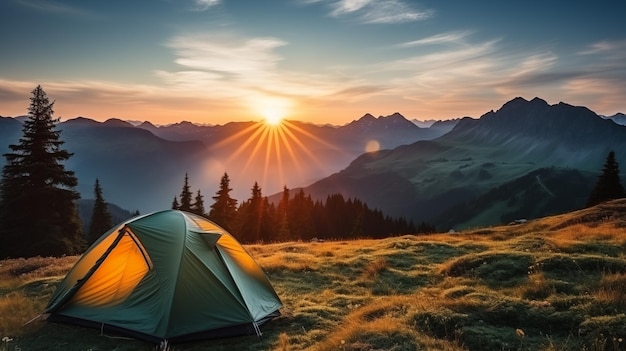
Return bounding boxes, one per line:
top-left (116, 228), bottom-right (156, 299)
top-left (2, 200), bottom-right (626, 351)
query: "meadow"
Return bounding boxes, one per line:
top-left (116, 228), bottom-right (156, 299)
top-left (2, 199), bottom-right (626, 350)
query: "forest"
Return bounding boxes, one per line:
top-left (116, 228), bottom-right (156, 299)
top-left (171, 173), bottom-right (428, 244)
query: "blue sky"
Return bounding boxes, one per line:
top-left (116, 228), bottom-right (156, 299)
top-left (0, 0), bottom-right (624, 125)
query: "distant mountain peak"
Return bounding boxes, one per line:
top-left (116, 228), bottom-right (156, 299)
top-left (139, 121), bottom-right (157, 129)
top-left (103, 118), bottom-right (134, 128)
top-left (498, 96), bottom-right (548, 113)
top-left (360, 113), bottom-right (376, 121)
top-left (169, 121), bottom-right (197, 128)
top-left (63, 116), bottom-right (100, 126)
top-left (445, 96), bottom-right (621, 149)
top-left (530, 97), bottom-right (548, 105)
top-left (379, 112), bottom-right (407, 123)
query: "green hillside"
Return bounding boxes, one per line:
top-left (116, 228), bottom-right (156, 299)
top-left (2, 199), bottom-right (626, 350)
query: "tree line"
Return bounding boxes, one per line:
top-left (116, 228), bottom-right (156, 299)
top-left (1, 86), bottom-right (625, 258)
top-left (171, 173), bottom-right (427, 244)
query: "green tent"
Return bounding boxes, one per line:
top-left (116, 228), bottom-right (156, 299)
top-left (44, 210), bottom-right (282, 343)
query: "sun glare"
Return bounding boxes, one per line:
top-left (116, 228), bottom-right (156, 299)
top-left (263, 110), bottom-right (283, 126)
top-left (254, 96), bottom-right (290, 127)
top-left (262, 107), bottom-right (284, 126)
top-left (213, 116), bottom-right (342, 199)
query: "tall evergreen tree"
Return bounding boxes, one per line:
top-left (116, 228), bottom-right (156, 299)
top-left (234, 182), bottom-right (275, 243)
top-left (0, 85), bottom-right (84, 258)
top-left (192, 189), bottom-right (205, 216)
top-left (239, 182), bottom-right (264, 243)
top-left (275, 186), bottom-right (290, 241)
top-left (288, 189), bottom-right (315, 240)
top-left (587, 150), bottom-right (626, 207)
top-left (208, 173), bottom-right (238, 231)
top-left (178, 173), bottom-right (193, 212)
top-left (171, 196), bottom-right (179, 210)
top-left (87, 178), bottom-right (113, 245)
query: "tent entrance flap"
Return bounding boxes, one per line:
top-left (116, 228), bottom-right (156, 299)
top-left (71, 229), bottom-right (152, 308)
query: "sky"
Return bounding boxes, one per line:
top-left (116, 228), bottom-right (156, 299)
top-left (1, 0), bottom-right (625, 126)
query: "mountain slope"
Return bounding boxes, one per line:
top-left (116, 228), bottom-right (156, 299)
top-left (608, 112), bottom-right (626, 126)
top-left (296, 97), bottom-right (626, 228)
top-left (134, 112), bottom-right (446, 201)
top-left (59, 118), bottom-right (209, 212)
top-left (0, 116), bottom-right (23, 155)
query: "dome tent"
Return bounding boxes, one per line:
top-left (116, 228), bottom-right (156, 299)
top-left (44, 210), bottom-right (282, 343)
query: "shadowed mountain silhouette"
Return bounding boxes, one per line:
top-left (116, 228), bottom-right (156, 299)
top-left (292, 97), bottom-right (626, 229)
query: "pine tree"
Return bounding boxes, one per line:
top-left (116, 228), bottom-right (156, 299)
top-left (192, 189), bottom-right (205, 216)
top-left (275, 186), bottom-right (290, 241)
top-left (87, 178), bottom-right (113, 245)
top-left (244, 182), bottom-right (264, 243)
top-left (234, 182), bottom-right (275, 243)
top-left (289, 189), bottom-right (315, 240)
top-left (208, 173), bottom-right (238, 231)
top-left (178, 173), bottom-right (193, 212)
top-left (171, 196), bottom-right (179, 209)
top-left (0, 85), bottom-right (84, 258)
top-left (587, 150), bottom-right (626, 207)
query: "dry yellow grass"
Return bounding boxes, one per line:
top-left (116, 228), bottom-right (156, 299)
top-left (593, 272), bottom-right (626, 309)
top-left (2, 199), bottom-right (626, 350)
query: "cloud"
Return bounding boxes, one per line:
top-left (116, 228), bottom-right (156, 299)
top-left (383, 35), bottom-right (626, 117)
top-left (152, 32), bottom-right (385, 120)
top-left (397, 31), bottom-right (473, 48)
top-left (15, 0), bottom-right (96, 18)
top-left (192, 0), bottom-right (221, 11)
top-left (357, 0), bottom-right (433, 24)
top-left (330, 0), bottom-right (371, 15)
top-left (165, 34), bottom-right (286, 74)
top-left (308, 0), bottom-right (433, 24)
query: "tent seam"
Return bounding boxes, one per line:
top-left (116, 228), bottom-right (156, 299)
top-left (162, 210), bottom-right (191, 340)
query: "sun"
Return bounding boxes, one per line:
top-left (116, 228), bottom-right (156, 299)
top-left (261, 106), bottom-right (285, 126)
top-left (253, 96), bottom-right (291, 127)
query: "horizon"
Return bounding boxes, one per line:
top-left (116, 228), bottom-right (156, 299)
top-left (1, 1), bottom-right (625, 125)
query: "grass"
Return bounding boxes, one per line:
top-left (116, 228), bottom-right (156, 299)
top-left (2, 199), bottom-right (626, 350)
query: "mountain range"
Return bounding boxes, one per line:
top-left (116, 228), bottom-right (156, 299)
top-left (0, 112), bottom-right (451, 213)
top-left (1, 97), bottom-right (625, 230)
top-left (293, 97), bottom-right (626, 229)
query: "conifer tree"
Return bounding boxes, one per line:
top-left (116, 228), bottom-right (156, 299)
top-left (234, 182), bottom-right (276, 243)
top-left (275, 186), bottom-right (290, 241)
top-left (238, 182), bottom-right (264, 243)
top-left (171, 196), bottom-right (179, 209)
top-left (208, 173), bottom-right (238, 231)
top-left (0, 85), bottom-right (84, 258)
top-left (288, 189), bottom-right (315, 240)
top-left (192, 189), bottom-right (205, 216)
top-left (587, 150), bottom-right (626, 207)
top-left (87, 178), bottom-right (113, 245)
top-left (178, 173), bottom-right (193, 212)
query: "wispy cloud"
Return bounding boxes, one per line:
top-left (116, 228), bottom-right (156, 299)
top-left (165, 34), bottom-right (286, 74)
top-left (192, 0), bottom-right (221, 11)
top-left (330, 0), bottom-right (370, 15)
top-left (335, 33), bottom-right (626, 118)
top-left (397, 31), bottom-right (473, 48)
top-left (15, 0), bottom-right (96, 18)
top-left (154, 32), bottom-right (376, 117)
top-left (307, 0), bottom-right (433, 24)
top-left (358, 0), bottom-right (433, 24)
